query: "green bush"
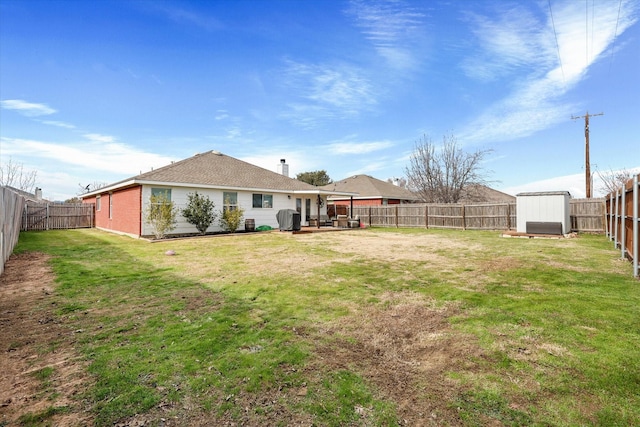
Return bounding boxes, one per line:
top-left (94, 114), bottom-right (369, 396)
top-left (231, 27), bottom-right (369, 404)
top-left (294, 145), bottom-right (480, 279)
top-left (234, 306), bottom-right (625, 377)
top-left (181, 191), bottom-right (217, 235)
top-left (219, 202), bottom-right (245, 233)
top-left (143, 193), bottom-right (177, 239)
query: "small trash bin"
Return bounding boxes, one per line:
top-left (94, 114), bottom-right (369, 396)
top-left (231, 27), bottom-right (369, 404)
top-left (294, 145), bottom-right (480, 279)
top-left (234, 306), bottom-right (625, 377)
top-left (245, 219), bottom-right (255, 231)
top-left (292, 212), bottom-right (301, 230)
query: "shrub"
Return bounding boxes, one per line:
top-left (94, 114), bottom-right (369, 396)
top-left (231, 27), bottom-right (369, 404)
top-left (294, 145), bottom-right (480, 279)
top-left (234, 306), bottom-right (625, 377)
top-left (181, 191), bottom-right (217, 235)
top-left (219, 202), bottom-right (245, 233)
top-left (144, 193), bottom-right (177, 239)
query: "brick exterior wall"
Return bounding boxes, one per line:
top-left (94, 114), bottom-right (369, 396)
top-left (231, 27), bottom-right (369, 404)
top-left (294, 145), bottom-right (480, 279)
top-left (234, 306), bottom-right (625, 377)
top-left (83, 186), bottom-right (142, 236)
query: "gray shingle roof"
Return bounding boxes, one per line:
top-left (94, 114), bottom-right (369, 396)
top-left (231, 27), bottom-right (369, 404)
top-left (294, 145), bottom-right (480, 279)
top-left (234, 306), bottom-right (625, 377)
top-left (460, 184), bottom-right (516, 203)
top-left (321, 175), bottom-right (420, 201)
top-left (93, 151), bottom-right (326, 194)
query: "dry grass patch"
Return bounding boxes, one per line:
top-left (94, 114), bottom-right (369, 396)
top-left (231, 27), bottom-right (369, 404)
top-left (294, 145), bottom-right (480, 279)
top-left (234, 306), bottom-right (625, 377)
top-left (297, 230), bottom-right (480, 264)
top-left (312, 291), bottom-right (488, 425)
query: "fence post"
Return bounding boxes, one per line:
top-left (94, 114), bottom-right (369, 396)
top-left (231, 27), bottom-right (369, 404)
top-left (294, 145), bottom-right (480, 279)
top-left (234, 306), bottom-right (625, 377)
top-left (368, 206), bottom-right (372, 227)
top-left (506, 203), bottom-right (510, 230)
top-left (613, 190), bottom-right (620, 248)
top-left (461, 205), bottom-right (466, 230)
top-left (609, 193), bottom-right (614, 241)
top-left (633, 174), bottom-right (638, 278)
top-left (425, 204), bottom-right (429, 229)
top-left (395, 205), bottom-right (399, 228)
top-left (621, 184), bottom-right (626, 259)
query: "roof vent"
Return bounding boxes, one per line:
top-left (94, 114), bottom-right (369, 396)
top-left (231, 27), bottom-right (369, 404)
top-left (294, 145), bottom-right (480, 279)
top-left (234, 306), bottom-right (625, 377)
top-left (211, 150), bottom-right (222, 155)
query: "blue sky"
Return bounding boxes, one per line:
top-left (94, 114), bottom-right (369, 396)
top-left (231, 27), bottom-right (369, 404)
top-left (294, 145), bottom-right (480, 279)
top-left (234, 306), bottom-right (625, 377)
top-left (1, 0), bottom-right (638, 201)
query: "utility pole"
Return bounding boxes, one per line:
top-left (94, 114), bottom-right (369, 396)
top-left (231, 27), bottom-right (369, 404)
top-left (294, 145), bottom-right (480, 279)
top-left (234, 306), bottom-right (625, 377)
top-left (572, 111), bottom-right (603, 198)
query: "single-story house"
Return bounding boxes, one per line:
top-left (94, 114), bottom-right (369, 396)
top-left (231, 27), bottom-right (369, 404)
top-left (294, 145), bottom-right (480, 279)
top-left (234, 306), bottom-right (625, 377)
top-left (81, 150), bottom-right (355, 238)
top-left (6, 186), bottom-right (45, 203)
top-left (320, 175), bottom-right (421, 209)
top-left (457, 184), bottom-right (516, 204)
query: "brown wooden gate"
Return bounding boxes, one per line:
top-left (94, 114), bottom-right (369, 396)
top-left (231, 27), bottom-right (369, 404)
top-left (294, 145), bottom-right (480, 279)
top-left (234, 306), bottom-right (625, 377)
top-left (22, 202), bottom-right (95, 231)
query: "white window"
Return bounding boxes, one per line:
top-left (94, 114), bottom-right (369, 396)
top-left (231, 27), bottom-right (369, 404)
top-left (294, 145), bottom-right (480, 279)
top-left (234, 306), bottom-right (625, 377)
top-left (223, 191), bottom-right (238, 212)
top-left (96, 195), bottom-right (101, 211)
top-left (151, 188), bottom-right (172, 201)
top-left (252, 193), bottom-right (273, 208)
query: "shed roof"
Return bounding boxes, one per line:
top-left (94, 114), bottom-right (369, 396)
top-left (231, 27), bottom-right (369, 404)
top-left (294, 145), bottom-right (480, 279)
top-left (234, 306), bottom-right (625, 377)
top-left (516, 191), bottom-right (571, 197)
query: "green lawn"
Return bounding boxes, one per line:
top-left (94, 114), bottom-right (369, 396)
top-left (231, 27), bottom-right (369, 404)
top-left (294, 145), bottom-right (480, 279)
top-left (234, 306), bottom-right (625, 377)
top-left (13, 228), bottom-right (640, 426)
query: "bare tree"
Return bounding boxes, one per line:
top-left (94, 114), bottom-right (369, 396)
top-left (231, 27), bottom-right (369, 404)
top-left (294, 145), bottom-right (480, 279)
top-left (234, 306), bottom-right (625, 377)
top-left (597, 168), bottom-right (636, 195)
top-left (405, 134), bottom-right (492, 203)
top-left (0, 158), bottom-right (38, 193)
top-left (386, 177), bottom-right (408, 188)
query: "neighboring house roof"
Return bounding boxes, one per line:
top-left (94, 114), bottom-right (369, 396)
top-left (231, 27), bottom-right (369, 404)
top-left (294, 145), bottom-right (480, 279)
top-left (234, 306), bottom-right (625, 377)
top-left (321, 175), bottom-right (421, 201)
top-left (4, 186), bottom-right (44, 202)
top-left (458, 184), bottom-right (516, 203)
top-left (82, 150), bottom-right (356, 197)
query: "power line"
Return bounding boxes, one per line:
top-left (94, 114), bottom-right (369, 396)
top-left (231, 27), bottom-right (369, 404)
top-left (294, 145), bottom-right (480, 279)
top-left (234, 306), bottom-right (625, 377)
top-left (591, 0), bottom-right (595, 64)
top-left (548, 0), bottom-right (565, 87)
top-left (608, 0), bottom-right (624, 73)
top-left (586, 0), bottom-right (589, 67)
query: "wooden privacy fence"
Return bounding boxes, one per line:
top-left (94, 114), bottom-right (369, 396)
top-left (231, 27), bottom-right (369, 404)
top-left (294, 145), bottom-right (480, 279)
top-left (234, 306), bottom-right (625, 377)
top-left (21, 202), bottom-right (95, 231)
top-left (606, 173), bottom-right (639, 278)
top-left (570, 198), bottom-right (606, 232)
top-left (1, 187), bottom-right (26, 276)
top-left (352, 202), bottom-right (517, 230)
top-left (349, 199), bottom-right (605, 233)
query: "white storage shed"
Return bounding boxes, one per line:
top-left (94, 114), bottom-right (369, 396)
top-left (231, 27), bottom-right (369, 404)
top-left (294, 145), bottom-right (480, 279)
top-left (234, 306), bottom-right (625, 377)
top-left (516, 191), bottom-right (571, 235)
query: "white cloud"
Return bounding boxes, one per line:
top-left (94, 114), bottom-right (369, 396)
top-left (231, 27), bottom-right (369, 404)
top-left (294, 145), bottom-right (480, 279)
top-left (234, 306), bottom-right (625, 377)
top-left (461, 7), bottom-right (553, 81)
top-left (1, 137), bottom-right (173, 176)
top-left (34, 169), bottom-right (85, 202)
top-left (502, 166), bottom-right (640, 199)
top-left (347, 0), bottom-right (426, 70)
top-left (281, 60), bottom-right (377, 128)
top-left (40, 120), bottom-right (76, 129)
top-left (503, 172), bottom-right (586, 198)
top-left (215, 110), bottom-right (229, 120)
top-left (327, 140), bottom-right (394, 154)
top-left (460, 0), bottom-right (639, 144)
top-left (280, 103), bottom-right (334, 129)
top-left (0, 99), bottom-right (56, 116)
top-left (83, 133), bottom-right (116, 143)
top-left (239, 150), bottom-right (314, 178)
top-left (144, 3), bottom-right (223, 32)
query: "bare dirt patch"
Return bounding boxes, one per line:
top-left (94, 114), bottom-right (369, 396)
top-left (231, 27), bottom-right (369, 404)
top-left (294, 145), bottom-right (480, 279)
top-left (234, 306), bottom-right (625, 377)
top-left (312, 291), bottom-right (489, 425)
top-left (0, 252), bottom-right (93, 426)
